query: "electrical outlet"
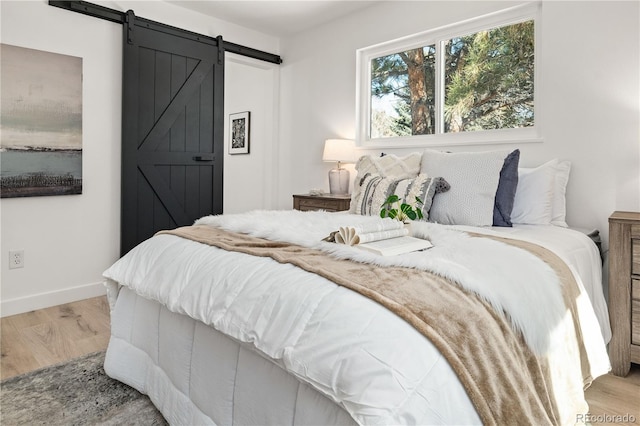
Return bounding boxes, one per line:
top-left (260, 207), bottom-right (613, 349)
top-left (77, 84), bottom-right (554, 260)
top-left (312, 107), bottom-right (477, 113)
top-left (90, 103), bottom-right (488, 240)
top-left (9, 250), bottom-right (24, 269)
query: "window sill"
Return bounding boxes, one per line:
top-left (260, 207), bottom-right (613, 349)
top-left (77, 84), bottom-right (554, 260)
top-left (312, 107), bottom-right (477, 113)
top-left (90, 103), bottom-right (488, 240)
top-left (358, 127), bottom-right (543, 149)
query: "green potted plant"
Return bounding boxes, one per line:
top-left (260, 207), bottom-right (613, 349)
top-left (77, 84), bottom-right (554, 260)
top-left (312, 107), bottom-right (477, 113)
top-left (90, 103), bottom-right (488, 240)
top-left (380, 195), bottom-right (424, 222)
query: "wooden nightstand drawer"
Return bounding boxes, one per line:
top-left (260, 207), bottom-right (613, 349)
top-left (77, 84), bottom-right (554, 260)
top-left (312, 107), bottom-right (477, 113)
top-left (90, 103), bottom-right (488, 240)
top-left (292, 194), bottom-right (351, 212)
top-left (633, 237), bottom-right (640, 276)
top-left (633, 300), bottom-right (640, 345)
top-left (299, 198), bottom-right (339, 211)
top-left (633, 280), bottom-right (640, 346)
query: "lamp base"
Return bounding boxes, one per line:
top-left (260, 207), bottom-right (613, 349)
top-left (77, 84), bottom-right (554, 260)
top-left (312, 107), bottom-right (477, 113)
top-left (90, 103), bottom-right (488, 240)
top-left (328, 168), bottom-right (350, 195)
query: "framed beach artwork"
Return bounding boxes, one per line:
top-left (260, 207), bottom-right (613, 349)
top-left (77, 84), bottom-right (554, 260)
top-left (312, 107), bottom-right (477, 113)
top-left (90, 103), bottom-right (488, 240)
top-left (229, 111), bottom-right (250, 155)
top-left (0, 44), bottom-right (83, 198)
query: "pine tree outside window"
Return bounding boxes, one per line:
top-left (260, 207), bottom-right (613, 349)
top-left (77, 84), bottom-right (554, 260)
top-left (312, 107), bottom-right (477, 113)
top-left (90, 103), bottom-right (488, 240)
top-left (357, 4), bottom-right (540, 147)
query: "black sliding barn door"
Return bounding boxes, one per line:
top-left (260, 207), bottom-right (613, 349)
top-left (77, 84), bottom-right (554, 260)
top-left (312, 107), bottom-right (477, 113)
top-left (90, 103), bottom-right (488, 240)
top-left (121, 13), bottom-right (224, 255)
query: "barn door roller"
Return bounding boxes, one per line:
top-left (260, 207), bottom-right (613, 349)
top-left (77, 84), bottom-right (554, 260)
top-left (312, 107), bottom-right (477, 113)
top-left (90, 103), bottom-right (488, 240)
top-left (125, 10), bottom-right (135, 45)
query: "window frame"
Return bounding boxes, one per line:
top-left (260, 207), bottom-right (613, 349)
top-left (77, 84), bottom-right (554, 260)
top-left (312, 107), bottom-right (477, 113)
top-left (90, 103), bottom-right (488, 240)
top-left (356, 3), bottom-right (542, 148)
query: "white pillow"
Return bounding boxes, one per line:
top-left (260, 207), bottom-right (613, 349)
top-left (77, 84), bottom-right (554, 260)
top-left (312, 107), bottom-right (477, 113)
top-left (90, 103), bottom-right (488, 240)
top-left (420, 149), bottom-right (509, 226)
top-left (511, 159), bottom-right (557, 225)
top-left (550, 160), bottom-right (571, 227)
top-left (350, 153), bottom-right (423, 213)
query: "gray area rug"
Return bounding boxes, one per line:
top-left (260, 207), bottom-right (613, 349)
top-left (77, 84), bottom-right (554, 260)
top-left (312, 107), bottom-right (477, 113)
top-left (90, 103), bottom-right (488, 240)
top-left (0, 351), bottom-right (167, 425)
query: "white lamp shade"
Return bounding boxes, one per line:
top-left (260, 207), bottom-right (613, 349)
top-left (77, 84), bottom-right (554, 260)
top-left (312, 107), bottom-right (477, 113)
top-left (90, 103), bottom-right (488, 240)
top-left (322, 139), bottom-right (356, 163)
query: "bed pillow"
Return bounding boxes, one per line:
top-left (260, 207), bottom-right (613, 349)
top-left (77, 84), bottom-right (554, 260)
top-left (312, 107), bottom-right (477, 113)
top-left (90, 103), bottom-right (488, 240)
top-left (550, 160), bottom-right (571, 227)
top-left (420, 149), bottom-right (509, 226)
top-left (511, 159), bottom-right (557, 225)
top-left (352, 173), bottom-right (450, 220)
top-left (493, 149), bottom-right (521, 227)
top-left (350, 152), bottom-right (423, 213)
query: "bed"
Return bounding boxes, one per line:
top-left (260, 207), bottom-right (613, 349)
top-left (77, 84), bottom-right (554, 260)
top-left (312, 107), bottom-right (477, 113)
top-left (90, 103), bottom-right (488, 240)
top-left (102, 150), bottom-right (612, 425)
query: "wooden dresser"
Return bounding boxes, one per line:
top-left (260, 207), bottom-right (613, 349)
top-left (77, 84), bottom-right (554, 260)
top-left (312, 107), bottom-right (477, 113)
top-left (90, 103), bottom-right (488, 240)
top-left (608, 211), bottom-right (640, 376)
top-left (293, 194), bottom-right (351, 212)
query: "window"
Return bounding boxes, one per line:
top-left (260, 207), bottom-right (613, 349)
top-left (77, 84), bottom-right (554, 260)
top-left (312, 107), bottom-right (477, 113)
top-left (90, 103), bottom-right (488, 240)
top-left (357, 3), bottom-right (540, 147)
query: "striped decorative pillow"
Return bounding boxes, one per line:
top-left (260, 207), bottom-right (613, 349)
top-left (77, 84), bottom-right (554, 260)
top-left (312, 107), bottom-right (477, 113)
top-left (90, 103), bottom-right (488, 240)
top-left (350, 153), bottom-right (423, 213)
top-left (352, 174), bottom-right (450, 220)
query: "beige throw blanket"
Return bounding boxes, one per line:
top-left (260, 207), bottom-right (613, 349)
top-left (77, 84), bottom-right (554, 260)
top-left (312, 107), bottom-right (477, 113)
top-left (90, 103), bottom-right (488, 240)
top-left (158, 225), bottom-right (587, 426)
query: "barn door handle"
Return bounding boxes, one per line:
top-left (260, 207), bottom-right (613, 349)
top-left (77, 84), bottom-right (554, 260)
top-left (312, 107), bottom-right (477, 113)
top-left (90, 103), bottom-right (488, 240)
top-left (193, 155), bottom-right (214, 162)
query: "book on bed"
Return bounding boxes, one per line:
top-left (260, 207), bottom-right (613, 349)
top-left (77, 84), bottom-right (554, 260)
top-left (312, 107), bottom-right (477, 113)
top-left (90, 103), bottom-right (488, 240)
top-left (357, 235), bottom-right (433, 256)
top-left (333, 219), bottom-right (432, 256)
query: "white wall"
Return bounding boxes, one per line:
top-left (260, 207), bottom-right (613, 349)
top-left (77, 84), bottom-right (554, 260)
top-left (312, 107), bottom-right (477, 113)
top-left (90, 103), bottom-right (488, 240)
top-left (278, 1), bottom-right (640, 245)
top-left (224, 54), bottom-right (281, 213)
top-left (0, 0), bottom-right (122, 316)
top-left (0, 0), bottom-right (280, 316)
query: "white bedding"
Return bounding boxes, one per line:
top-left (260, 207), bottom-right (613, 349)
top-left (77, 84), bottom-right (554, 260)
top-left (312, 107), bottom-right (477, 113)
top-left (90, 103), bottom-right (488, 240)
top-left (103, 210), bottom-right (611, 425)
top-left (450, 223), bottom-right (611, 345)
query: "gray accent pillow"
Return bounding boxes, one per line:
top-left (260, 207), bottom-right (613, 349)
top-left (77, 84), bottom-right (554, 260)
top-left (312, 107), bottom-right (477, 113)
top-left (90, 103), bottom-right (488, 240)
top-left (493, 149), bottom-right (520, 227)
top-left (421, 149), bottom-right (509, 226)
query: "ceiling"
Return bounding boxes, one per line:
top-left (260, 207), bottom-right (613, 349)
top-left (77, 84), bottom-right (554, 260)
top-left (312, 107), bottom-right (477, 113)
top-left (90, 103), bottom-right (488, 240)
top-left (166, 1), bottom-right (380, 37)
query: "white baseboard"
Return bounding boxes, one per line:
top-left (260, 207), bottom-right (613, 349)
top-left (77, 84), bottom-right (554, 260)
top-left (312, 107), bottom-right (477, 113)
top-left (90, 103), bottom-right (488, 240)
top-left (0, 281), bottom-right (107, 317)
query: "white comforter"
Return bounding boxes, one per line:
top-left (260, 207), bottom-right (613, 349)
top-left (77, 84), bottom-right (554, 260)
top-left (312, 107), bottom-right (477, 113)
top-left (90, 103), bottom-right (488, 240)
top-left (103, 210), bottom-right (610, 425)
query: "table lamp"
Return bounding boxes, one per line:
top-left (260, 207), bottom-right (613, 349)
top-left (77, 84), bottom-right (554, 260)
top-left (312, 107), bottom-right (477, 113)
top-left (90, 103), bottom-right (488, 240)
top-left (322, 139), bottom-right (356, 195)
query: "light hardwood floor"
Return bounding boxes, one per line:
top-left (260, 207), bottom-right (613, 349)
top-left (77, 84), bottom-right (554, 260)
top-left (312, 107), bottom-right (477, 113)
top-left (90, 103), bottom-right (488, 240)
top-left (1, 296), bottom-right (111, 379)
top-left (1, 296), bottom-right (639, 424)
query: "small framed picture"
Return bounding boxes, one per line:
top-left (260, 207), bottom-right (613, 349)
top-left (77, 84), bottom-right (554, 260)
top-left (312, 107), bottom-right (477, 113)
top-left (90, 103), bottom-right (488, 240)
top-left (229, 111), bottom-right (250, 155)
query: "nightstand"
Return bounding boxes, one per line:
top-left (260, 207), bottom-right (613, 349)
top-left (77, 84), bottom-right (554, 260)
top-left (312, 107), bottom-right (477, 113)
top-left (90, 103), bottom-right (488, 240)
top-left (608, 211), bottom-right (640, 376)
top-left (293, 194), bottom-right (351, 212)
top-left (570, 227), bottom-right (604, 263)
